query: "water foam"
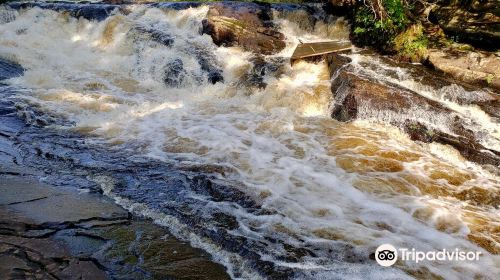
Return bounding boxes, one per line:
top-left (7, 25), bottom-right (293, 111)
top-left (1, 3), bottom-right (499, 279)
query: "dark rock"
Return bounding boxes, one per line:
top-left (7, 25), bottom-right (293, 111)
top-left (23, 229), bottom-right (57, 238)
top-left (243, 56), bottom-right (285, 89)
top-left (55, 259), bottom-right (108, 280)
top-left (153, 2), bottom-right (203, 10)
top-left (0, 174), bottom-right (230, 280)
top-left (331, 89), bottom-right (358, 122)
top-left (0, 255), bottom-right (31, 278)
top-left (323, 0), bottom-right (356, 16)
top-left (76, 219), bottom-right (129, 229)
top-left (7, 193), bottom-right (129, 226)
top-left (189, 46), bottom-right (224, 84)
top-left (201, 3), bottom-right (286, 55)
top-left (404, 121), bottom-right (500, 166)
top-left (212, 212), bottom-right (239, 230)
top-left (53, 229), bottom-right (108, 257)
top-left (101, 0), bottom-right (136, 4)
top-left (135, 26), bottom-right (174, 47)
top-left (91, 220), bottom-right (230, 279)
top-left (0, 177), bottom-right (53, 206)
top-left (0, 58), bottom-right (24, 81)
top-left (190, 175), bottom-right (258, 209)
top-left (207, 70), bottom-right (224, 84)
top-left (163, 58), bottom-right (187, 87)
top-left (282, 243), bottom-right (316, 262)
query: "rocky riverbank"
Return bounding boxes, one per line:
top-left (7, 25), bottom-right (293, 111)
top-left (333, 0), bottom-right (500, 91)
top-left (0, 175), bottom-right (229, 279)
top-left (0, 56), bottom-right (229, 280)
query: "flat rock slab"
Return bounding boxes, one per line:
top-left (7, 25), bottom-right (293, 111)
top-left (0, 239), bottom-right (107, 280)
top-left (427, 49), bottom-right (500, 91)
top-left (0, 174), bottom-right (230, 279)
top-left (0, 255), bottom-right (30, 278)
top-left (0, 177), bottom-right (54, 205)
top-left (0, 176), bottom-right (129, 225)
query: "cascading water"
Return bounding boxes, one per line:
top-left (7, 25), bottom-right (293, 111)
top-left (0, 2), bottom-right (498, 279)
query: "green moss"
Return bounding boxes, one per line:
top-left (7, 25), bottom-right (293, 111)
top-left (486, 74), bottom-right (494, 84)
top-left (221, 17), bottom-right (247, 29)
top-left (394, 24), bottom-right (428, 62)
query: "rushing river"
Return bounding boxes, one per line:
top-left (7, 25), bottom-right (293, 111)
top-left (0, 2), bottom-right (498, 279)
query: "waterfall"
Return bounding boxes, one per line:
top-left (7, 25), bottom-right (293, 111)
top-left (1, 2), bottom-right (498, 279)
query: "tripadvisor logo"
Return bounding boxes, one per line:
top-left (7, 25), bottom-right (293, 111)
top-left (375, 244), bottom-right (482, 267)
top-left (375, 244), bottom-right (398, 267)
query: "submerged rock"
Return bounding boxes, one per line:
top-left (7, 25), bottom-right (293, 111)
top-left (243, 56), bottom-right (285, 89)
top-left (327, 53), bottom-right (500, 166)
top-left (190, 46), bottom-right (224, 84)
top-left (403, 121), bottom-right (500, 166)
top-left (135, 26), bottom-right (175, 47)
top-left (201, 3), bottom-right (286, 55)
top-left (164, 58), bottom-right (187, 87)
top-left (0, 58), bottom-right (24, 80)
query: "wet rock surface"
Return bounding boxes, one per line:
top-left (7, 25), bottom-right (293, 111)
top-left (358, 52), bottom-right (500, 117)
top-left (0, 173), bottom-right (230, 280)
top-left (163, 58), bottom-right (187, 87)
top-left (0, 59), bottom-right (230, 280)
top-left (0, 59), bottom-right (308, 279)
top-left (201, 2), bottom-right (286, 55)
top-left (327, 53), bottom-right (500, 166)
top-left (242, 56), bottom-right (285, 89)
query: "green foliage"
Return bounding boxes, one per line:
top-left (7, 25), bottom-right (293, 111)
top-left (352, 0), bottom-right (408, 50)
top-left (393, 24), bottom-right (428, 62)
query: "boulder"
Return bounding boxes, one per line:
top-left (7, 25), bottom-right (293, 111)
top-left (201, 3), bottom-right (286, 55)
top-left (426, 49), bottom-right (500, 91)
top-left (242, 56), bottom-right (285, 89)
top-left (327, 54), bottom-right (500, 166)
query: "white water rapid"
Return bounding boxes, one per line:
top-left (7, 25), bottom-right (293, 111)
top-left (0, 3), bottom-right (498, 279)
